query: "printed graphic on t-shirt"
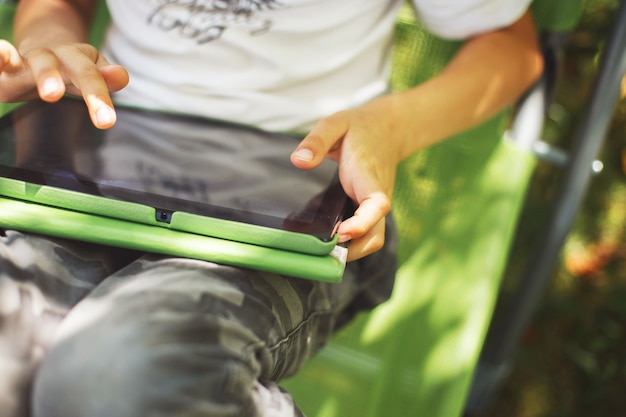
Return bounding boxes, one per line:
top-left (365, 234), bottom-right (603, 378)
top-left (148, 0), bottom-right (286, 44)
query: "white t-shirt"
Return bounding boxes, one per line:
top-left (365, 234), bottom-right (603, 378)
top-left (103, 0), bottom-right (531, 132)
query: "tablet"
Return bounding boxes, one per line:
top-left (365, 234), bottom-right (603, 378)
top-left (0, 98), bottom-right (351, 282)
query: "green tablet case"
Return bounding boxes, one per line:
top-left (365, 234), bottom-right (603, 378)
top-left (0, 195), bottom-right (347, 282)
top-left (0, 98), bottom-right (349, 283)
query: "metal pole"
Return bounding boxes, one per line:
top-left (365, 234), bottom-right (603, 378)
top-left (466, 0), bottom-right (626, 412)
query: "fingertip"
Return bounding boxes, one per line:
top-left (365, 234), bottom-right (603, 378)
top-left (0, 39), bottom-right (21, 70)
top-left (99, 64), bottom-right (130, 92)
top-left (93, 106), bottom-right (116, 129)
top-left (39, 77), bottom-right (65, 102)
top-left (337, 233), bottom-right (352, 244)
top-left (291, 148), bottom-right (315, 168)
top-left (337, 219), bottom-right (357, 243)
top-left (293, 147), bottom-right (313, 161)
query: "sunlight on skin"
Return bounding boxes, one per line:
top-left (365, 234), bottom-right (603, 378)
top-left (88, 98), bottom-right (117, 128)
top-left (0, 40), bottom-right (22, 72)
top-left (475, 74), bottom-right (505, 121)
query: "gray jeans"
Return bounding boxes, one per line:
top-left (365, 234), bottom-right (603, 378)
top-left (0, 228), bottom-right (396, 417)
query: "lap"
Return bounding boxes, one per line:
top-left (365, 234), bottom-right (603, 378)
top-left (32, 255), bottom-right (352, 417)
top-left (47, 254), bottom-right (347, 380)
top-left (0, 223), bottom-right (397, 417)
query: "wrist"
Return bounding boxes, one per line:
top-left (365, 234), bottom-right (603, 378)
top-left (381, 89), bottom-right (434, 161)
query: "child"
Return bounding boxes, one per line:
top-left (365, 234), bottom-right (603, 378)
top-left (0, 1), bottom-right (542, 416)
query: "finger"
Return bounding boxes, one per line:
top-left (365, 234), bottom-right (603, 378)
top-left (64, 64), bottom-right (129, 96)
top-left (0, 40), bottom-right (25, 73)
top-left (291, 112), bottom-right (349, 170)
top-left (22, 48), bottom-right (66, 101)
top-left (62, 49), bottom-right (120, 129)
top-left (0, 41), bottom-right (36, 102)
top-left (337, 191), bottom-right (391, 243)
top-left (346, 218), bottom-right (386, 262)
top-left (98, 64), bottom-right (130, 92)
top-left (93, 51), bottom-right (130, 93)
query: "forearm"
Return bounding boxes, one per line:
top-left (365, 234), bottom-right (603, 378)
top-left (390, 10), bottom-right (544, 160)
top-left (14, 0), bottom-right (96, 50)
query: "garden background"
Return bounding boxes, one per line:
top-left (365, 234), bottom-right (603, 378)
top-left (483, 1), bottom-right (626, 416)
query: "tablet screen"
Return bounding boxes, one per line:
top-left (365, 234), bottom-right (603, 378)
top-left (0, 98), bottom-right (350, 242)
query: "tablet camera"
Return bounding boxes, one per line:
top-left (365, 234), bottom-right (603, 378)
top-left (156, 209), bottom-right (174, 223)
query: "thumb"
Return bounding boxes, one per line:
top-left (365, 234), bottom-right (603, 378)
top-left (290, 112), bottom-right (349, 170)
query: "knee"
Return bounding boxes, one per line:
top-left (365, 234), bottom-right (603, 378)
top-left (32, 324), bottom-right (146, 417)
top-left (32, 316), bottom-right (264, 417)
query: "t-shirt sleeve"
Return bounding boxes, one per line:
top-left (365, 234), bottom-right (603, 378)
top-left (410, 0), bottom-right (533, 40)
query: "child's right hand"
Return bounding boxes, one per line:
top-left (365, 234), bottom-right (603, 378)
top-left (0, 39), bottom-right (129, 129)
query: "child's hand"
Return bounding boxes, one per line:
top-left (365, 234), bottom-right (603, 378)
top-left (0, 39), bottom-right (128, 129)
top-left (291, 96), bottom-right (404, 261)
